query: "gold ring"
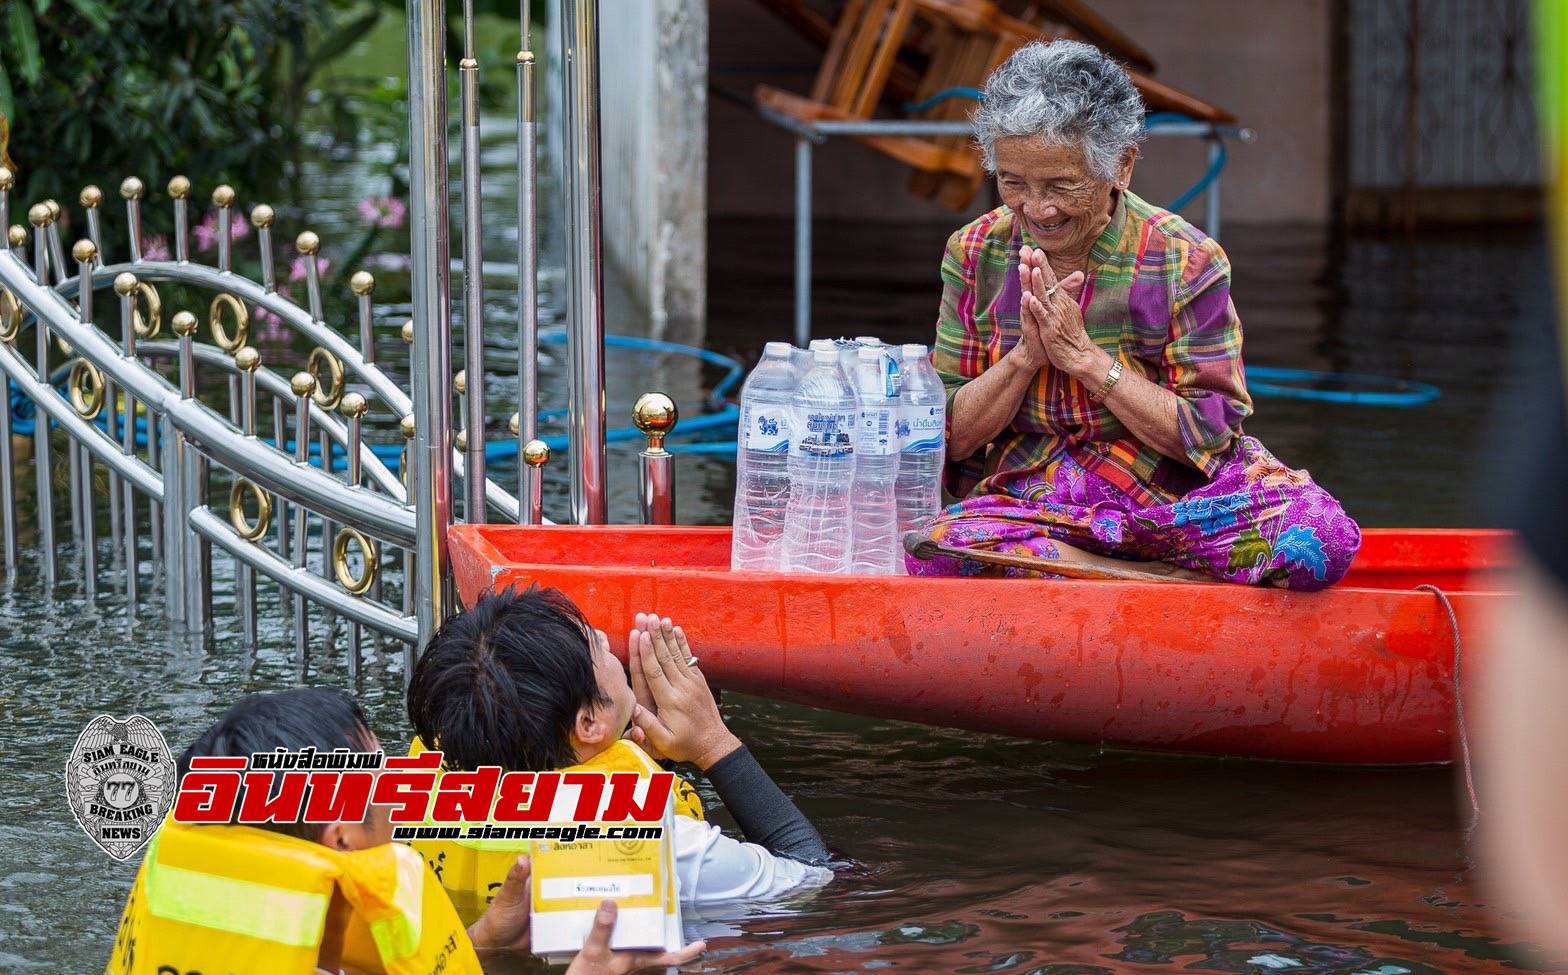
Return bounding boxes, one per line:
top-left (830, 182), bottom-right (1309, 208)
top-left (307, 347), bottom-right (344, 410)
top-left (399, 444), bottom-right (410, 491)
top-left (333, 526), bottom-right (378, 595)
top-left (1042, 284), bottom-right (1059, 300)
top-left (208, 292), bottom-right (249, 352)
top-left (0, 287), bottom-right (21, 343)
top-left (228, 479), bottom-right (273, 542)
top-left (132, 282), bottom-right (162, 339)
top-left (68, 359), bottom-right (105, 419)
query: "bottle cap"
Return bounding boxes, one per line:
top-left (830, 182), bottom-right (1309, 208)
top-left (813, 345), bottom-right (838, 363)
top-left (902, 343), bottom-right (929, 358)
top-left (855, 336), bottom-right (882, 346)
top-left (808, 338), bottom-right (835, 353)
top-left (858, 346), bottom-right (881, 360)
top-left (764, 341), bottom-right (792, 357)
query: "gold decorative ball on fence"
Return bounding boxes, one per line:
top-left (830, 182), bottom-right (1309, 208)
top-left (632, 392), bottom-right (678, 445)
top-left (166, 175), bottom-right (191, 200)
top-left (522, 439), bottom-right (551, 468)
top-left (401, 319), bottom-right (414, 344)
top-left (291, 371), bottom-right (317, 398)
top-left (171, 310), bottom-right (198, 337)
top-left (250, 203), bottom-right (275, 228)
top-left (119, 176), bottom-right (145, 200)
top-left (454, 370), bottom-right (467, 395)
top-left (43, 199), bottom-right (60, 222)
top-left (455, 429), bottom-right (467, 451)
top-left (8, 225), bottom-right (27, 248)
top-left (0, 167), bottom-right (14, 191)
top-left (113, 272), bottom-right (138, 297)
top-left (234, 346), bottom-right (261, 372)
top-left (295, 230), bottom-right (321, 256)
top-left (211, 184), bottom-right (236, 208)
top-left (27, 203), bottom-right (49, 227)
top-left (79, 185), bottom-right (103, 209)
top-left (517, 50), bottom-right (535, 66)
top-left (509, 412), bottom-right (520, 435)
top-left (340, 391), bottom-right (368, 419)
top-left (71, 239), bottom-right (97, 265)
top-left (400, 414), bottom-right (415, 439)
top-left (350, 271), bottom-right (375, 296)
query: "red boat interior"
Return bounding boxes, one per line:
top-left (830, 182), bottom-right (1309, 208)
top-left (464, 526), bottom-right (1516, 593)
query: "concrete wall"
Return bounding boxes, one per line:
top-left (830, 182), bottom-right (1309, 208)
top-left (709, 0), bottom-right (1333, 226)
top-left (600, 0), bottom-right (708, 338)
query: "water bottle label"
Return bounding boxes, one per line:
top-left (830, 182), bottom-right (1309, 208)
top-left (882, 355), bottom-right (902, 398)
top-left (743, 404), bottom-right (791, 453)
top-left (898, 404), bottom-right (945, 453)
top-left (857, 406), bottom-right (896, 455)
top-left (794, 408), bottom-right (855, 457)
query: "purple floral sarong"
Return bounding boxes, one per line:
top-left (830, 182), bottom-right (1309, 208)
top-left (906, 436), bottom-right (1361, 591)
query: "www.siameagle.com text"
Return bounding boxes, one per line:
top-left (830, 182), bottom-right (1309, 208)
top-left (393, 824), bottom-right (665, 842)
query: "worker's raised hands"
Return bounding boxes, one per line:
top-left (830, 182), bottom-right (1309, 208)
top-left (627, 613), bottom-right (740, 771)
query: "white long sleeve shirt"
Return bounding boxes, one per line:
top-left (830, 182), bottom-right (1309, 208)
top-left (672, 813), bottom-right (833, 904)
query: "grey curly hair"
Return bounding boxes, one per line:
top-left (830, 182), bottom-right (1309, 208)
top-left (973, 39), bottom-right (1146, 181)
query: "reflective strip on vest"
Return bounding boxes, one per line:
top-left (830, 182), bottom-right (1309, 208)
top-left (144, 843), bottom-right (329, 947)
top-left (369, 844), bottom-right (426, 961)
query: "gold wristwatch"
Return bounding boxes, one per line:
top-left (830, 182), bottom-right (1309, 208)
top-left (1090, 359), bottom-right (1123, 402)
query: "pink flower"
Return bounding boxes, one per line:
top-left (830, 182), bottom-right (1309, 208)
top-left (194, 211), bottom-right (254, 252)
top-left (140, 235), bottom-right (170, 262)
top-left (367, 252), bottom-right (412, 271)
top-left (357, 195), bottom-right (407, 229)
top-left (288, 255), bottom-right (330, 282)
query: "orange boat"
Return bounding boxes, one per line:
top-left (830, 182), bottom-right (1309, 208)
top-left (448, 525), bottom-right (1514, 765)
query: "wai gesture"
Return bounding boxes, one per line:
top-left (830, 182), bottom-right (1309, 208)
top-left (625, 613), bottom-right (741, 771)
top-left (1015, 245), bottom-right (1110, 385)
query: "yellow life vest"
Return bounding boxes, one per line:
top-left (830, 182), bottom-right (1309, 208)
top-left (406, 736), bottom-right (703, 926)
top-left (106, 818), bottom-right (481, 975)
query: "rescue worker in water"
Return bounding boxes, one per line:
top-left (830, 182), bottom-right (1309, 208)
top-left (104, 687), bottom-right (703, 975)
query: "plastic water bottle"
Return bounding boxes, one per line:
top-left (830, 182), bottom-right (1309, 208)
top-left (850, 346), bottom-right (901, 575)
top-left (731, 342), bottom-right (800, 571)
top-left (782, 344), bottom-right (856, 574)
top-left (896, 343), bottom-right (946, 540)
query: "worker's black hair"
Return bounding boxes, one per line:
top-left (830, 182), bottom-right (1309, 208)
top-left (177, 686), bottom-right (375, 843)
top-left (407, 584), bottom-right (610, 773)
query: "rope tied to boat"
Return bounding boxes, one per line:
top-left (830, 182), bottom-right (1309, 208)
top-left (1416, 584), bottom-right (1480, 823)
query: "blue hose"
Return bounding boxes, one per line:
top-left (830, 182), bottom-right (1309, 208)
top-left (1245, 366), bottom-right (1441, 408)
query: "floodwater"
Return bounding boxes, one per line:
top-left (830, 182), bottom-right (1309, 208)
top-left (0, 122), bottom-right (1563, 972)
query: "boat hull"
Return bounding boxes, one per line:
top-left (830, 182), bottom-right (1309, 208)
top-left (448, 526), bottom-right (1514, 765)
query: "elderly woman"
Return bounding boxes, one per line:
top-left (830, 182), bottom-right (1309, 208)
top-left (909, 40), bottom-right (1359, 590)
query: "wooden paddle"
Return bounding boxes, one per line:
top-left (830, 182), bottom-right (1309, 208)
top-left (902, 532), bottom-right (1182, 583)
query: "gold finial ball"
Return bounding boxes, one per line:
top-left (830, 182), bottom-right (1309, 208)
top-left (508, 412), bottom-right (520, 435)
top-left (290, 371), bottom-right (317, 398)
top-left (211, 184), bottom-right (236, 208)
top-left (234, 346), bottom-right (261, 372)
top-left (167, 175), bottom-right (191, 200)
top-left (340, 391), bottom-right (368, 419)
top-left (0, 167), bottom-right (13, 191)
top-left (455, 429), bottom-right (468, 451)
top-left (453, 370), bottom-right (467, 395)
top-left (171, 310), bottom-right (198, 337)
top-left (295, 230), bottom-right (320, 256)
top-left (44, 199), bottom-right (61, 222)
top-left (8, 225), bottom-right (27, 248)
top-left (113, 271), bottom-right (139, 296)
top-left (71, 239), bottom-right (97, 264)
top-left (522, 439), bottom-right (551, 468)
top-left (401, 319), bottom-right (414, 344)
top-left (400, 414), bottom-right (415, 439)
top-left (120, 176), bottom-right (145, 200)
top-left (632, 392), bottom-right (679, 436)
top-left (27, 203), bottom-right (49, 227)
top-left (250, 203), bottom-right (275, 228)
top-left (79, 185), bottom-right (103, 208)
top-left (350, 270), bottom-right (374, 296)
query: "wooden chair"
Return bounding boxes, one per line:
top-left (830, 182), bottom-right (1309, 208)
top-left (753, 0), bottom-right (1236, 210)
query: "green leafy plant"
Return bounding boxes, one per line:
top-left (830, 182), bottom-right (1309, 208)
top-left (0, 0), bottom-right (383, 209)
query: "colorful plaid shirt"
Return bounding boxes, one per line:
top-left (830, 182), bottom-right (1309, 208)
top-left (934, 190), bottom-right (1252, 507)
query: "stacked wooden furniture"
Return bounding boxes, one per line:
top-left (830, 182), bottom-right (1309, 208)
top-left (753, 0), bottom-right (1236, 210)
